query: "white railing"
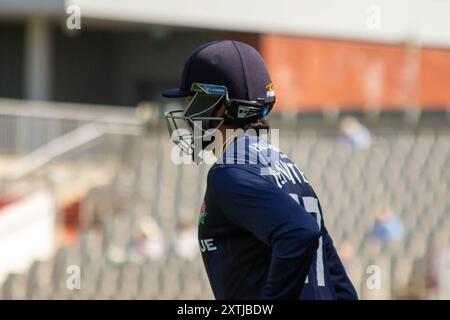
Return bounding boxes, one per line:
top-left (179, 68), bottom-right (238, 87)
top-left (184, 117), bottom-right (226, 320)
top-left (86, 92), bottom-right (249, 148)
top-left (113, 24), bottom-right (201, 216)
top-left (0, 98), bottom-right (141, 155)
top-left (0, 99), bottom-right (144, 182)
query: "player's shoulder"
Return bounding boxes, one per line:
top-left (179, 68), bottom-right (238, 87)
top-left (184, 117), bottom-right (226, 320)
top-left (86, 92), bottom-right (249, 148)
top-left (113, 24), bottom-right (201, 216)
top-left (207, 163), bottom-right (275, 199)
top-left (207, 162), bottom-right (260, 187)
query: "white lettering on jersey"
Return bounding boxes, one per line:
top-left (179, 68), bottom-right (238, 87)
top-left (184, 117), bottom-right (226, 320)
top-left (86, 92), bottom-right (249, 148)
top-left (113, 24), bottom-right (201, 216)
top-left (267, 160), bottom-right (309, 188)
top-left (199, 238), bottom-right (217, 252)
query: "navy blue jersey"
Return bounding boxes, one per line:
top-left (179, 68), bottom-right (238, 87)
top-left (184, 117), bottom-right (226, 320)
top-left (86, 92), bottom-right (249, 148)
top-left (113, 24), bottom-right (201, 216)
top-left (198, 134), bottom-right (358, 300)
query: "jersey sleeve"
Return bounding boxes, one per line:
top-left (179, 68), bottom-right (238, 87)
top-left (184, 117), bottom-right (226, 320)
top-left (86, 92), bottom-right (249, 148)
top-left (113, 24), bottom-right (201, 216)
top-left (322, 226), bottom-right (358, 300)
top-left (211, 165), bottom-right (321, 300)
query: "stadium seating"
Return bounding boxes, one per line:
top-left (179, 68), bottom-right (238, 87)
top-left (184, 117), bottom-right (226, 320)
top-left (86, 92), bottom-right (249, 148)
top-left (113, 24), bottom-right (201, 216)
top-left (0, 112), bottom-right (449, 300)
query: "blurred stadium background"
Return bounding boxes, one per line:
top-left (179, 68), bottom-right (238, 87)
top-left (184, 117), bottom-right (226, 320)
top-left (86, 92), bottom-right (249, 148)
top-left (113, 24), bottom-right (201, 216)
top-left (0, 0), bottom-right (449, 300)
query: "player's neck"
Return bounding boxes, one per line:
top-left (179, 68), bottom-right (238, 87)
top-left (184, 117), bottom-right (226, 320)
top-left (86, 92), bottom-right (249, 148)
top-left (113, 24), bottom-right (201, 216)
top-left (218, 124), bottom-right (242, 155)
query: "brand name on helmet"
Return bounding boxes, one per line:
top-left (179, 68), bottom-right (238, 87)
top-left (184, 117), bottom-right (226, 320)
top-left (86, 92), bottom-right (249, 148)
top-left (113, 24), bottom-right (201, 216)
top-left (265, 82), bottom-right (275, 98)
top-left (192, 83), bottom-right (228, 96)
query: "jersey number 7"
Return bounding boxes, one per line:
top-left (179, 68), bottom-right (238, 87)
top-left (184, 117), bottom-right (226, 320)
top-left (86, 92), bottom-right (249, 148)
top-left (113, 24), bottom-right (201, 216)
top-left (290, 194), bottom-right (325, 287)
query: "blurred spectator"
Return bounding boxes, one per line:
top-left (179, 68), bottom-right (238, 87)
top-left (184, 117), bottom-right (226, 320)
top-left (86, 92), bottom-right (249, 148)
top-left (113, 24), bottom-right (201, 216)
top-left (174, 222), bottom-right (199, 261)
top-left (339, 116), bottom-right (372, 150)
top-left (129, 218), bottom-right (166, 261)
top-left (371, 206), bottom-right (404, 247)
